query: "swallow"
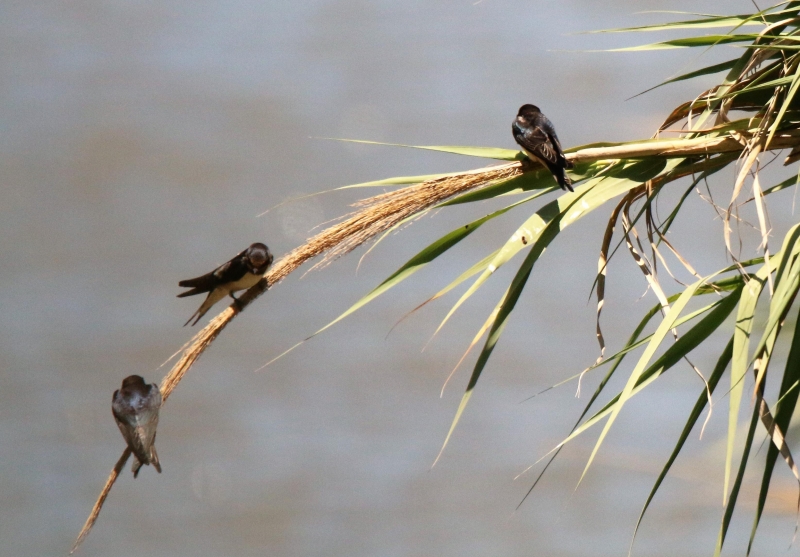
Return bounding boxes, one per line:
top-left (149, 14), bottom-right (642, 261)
top-left (178, 242), bottom-right (273, 326)
top-left (112, 375), bottom-right (162, 478)
top-left (512, 104), bottom-right (574, 192)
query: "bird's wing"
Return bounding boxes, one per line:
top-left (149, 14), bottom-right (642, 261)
top-left (132, 410), bottom-right (159, 457)
top-left (177, 267), bottom-right (225, 296)
top-left (113, 412), bottom-right (150, 465)
top-left (212, 253), bottom-right (249, 283)
top-left (514, 123), bottom-right (561, 166)
top-left (136, 386), bottom-right (162, 449)
top-left (177, 248), bottom-right (248, 296)
top-left (538, 117), bottom-right (573, 169)
top-left (546, 132), bottom-right (573, 169)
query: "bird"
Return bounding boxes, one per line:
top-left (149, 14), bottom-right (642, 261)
top-left (512, 104), bottom-right (574, 192)
top-left (178, 242), bottom-right (273, 326)
top-left (112, 375), bottom-right (162, 478)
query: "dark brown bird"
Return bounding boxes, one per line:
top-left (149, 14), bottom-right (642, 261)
top-left (178, 242), bottom-right (273, 326)
top-left (512, 104), bottom-right (574, 191)
top-left (112, 375), bottom-right (162, 478)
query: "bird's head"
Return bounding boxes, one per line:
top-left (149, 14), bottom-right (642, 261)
top-left (121, 375), bottom-right (146, 389)
top-left (247, 243), bottom-right (273, 272)
top-left (518, 104), bottom-right (541, 116)
top-left (515, 104), bottom-right (541, 127)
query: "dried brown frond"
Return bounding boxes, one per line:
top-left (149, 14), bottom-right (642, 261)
top-left (595, 196), bottom-right (626, 360)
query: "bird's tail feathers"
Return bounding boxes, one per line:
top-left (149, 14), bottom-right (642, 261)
top-left (183, 310), bottom-right (202, 327)
top-left (132, 457), bottom-right (143, 478)
top-left (151, 446), bottom-right (162, 473)
top-left (558, 170), bottom-right (574, 192)
top-left (178, 276), bottom-right (210, 289)
top-left (183, 289), bottom-right (224, 326)
top-left (177, 287), bottom-right (207, 298)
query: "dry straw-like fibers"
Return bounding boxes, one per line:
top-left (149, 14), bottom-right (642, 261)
top-left (301, 161), bottom-right (523, 270)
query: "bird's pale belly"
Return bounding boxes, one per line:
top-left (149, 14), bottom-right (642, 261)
top-left (221, 272), bottom-right (263, 294)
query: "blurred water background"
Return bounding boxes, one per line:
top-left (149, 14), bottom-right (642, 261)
top-left (3, 1), bottom-right (800, 556)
